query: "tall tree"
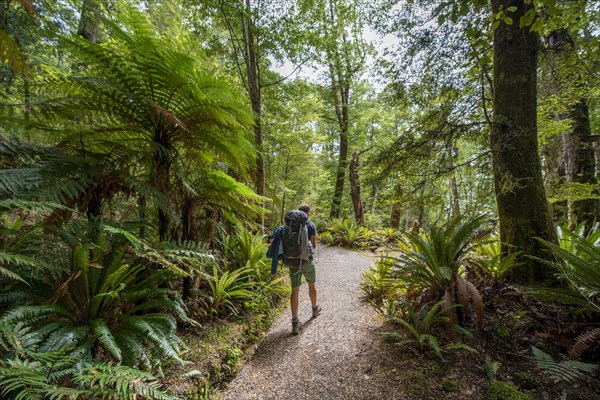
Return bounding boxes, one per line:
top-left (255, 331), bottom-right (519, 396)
top-left (211, 0), bottom-right (272, 226)
top-left (239, 0), bottom-right (265, 201)
top-left (490, 0), bottom-right (556, 283)
top-left (543, 23), bottom-right (598, 230)
top-left (315, 0), bottom-right (365, 219)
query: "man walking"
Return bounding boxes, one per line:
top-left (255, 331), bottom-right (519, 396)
top-left (282, 203), bottom-right (321, 335)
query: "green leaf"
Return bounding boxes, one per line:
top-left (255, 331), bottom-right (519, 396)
top-left (530, 18), bottom-right (544, 32)
top-left (504, 17), bottom-right (513, 25)
top-left (507, 6), bottom-right (518, 12)
top-left (437, 14), bottom-right (446, 26)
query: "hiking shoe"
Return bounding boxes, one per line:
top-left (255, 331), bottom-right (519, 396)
top-left (312, 304), bottom-right (322, 318)
top-left (292, 318), bottom-right (301, 335)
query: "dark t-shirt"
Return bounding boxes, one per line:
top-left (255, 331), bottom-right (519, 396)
top-left (307, 220), bottom-right (316, 258)
top-left (307, 220), bottom-right (316, 238)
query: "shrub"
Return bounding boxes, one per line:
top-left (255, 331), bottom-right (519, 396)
top-left (484, 381), bottom-right (532, 400)
top-left (473, 235), bottom-right (523, 282)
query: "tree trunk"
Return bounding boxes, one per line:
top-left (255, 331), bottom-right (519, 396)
top-left (181, 196), bottom-right (199, 299)
top-left (491, 0), bottom-right (556, 284)
top-left (241, 0), bottom-right (265, 227)
top-left (449, 177), bottom-right (460, 218)
top-left (545, 29), bottom-right (598, 231)
top-left (327, 0), bottom-right (351, 220)
top-left (138, 195), bottom-right (147, 239)
top-left (349, 150), bottom-right (364, 224)
top-left (564, 99), bottom-right (597, 230)
top-left (542, 136), bottom-right (567, 225)
top-left (155, 134), bottom-right (171, 241)
top-left (86, 184), bottom-right (103, 242)
top-left (77, 0), bottom-right (101, 43)
top-left (280, 153), bottom-right (290, 224)
top-left (389, 183), bottom-right (403, 229)
top-left (447, 142), bottom-right (460, 218)
top-left (330, 126), bottom-right (348, 219)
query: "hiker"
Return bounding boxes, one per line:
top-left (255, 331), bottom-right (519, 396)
top-left (273, 204), bottom-right (320, 335)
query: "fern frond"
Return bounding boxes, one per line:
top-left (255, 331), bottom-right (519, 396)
top-left (569, 327), bottom-right (600, 360)
top-left (0, 358), bottom-right (48, 400)
top-left (531, 346), bottom-right (598, 383)
top-left (90, 319), bottom-right (122, 361)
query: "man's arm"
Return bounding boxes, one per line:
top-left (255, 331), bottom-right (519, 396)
top-left (308, 221), bottom-right (317, 248)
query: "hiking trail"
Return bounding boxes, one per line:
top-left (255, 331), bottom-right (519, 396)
top-left (220, 245), bottom-right (408, 400)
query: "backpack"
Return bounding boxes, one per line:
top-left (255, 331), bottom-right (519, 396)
top-left (281, 210), bottom-right (309, 268)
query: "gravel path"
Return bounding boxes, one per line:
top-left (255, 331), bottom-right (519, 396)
top-left (220, 245), bottom-right (406, 400)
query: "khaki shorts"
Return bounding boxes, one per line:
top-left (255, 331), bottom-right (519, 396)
top-left (288, 260), bottom-right (316, 288)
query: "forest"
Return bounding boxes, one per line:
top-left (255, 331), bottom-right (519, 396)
top-left (0, 0), bottom-right (598, 399)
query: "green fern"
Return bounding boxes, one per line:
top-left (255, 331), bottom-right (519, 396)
top-left (474, 235), bottom-right (523, 281)
top-left (388, 215), bottom-right (490, 330)
top-left (531, 346), bottom-right (598, 383)
top-left (0, 235), bottom-right (194, 371)
top-left (379, 300), bottom-right (468, 359)
top-left (0, 358), bottom-right (48, 400)
top-left (360, 256), bottom-right (398, 303)
top-left (0, 355), bottom-right (176, 400)
top-left (529, 228), bottom-right (600, 314)
top-left (205, 264), bottom-right (255, 316)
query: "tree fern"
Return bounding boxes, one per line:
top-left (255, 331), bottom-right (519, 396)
top-left (25, 5), bottom-right (257, 240)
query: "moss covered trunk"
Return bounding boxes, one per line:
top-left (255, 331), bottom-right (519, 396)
top-left (491, 0), bottom-right (556, 284)
top-left (565, 99), bottom-right (597, 230)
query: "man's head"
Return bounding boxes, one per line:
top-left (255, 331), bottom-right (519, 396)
top-left (298, 203), bottom-right (311, 216)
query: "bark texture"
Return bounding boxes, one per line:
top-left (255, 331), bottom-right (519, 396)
top-left (349, 150), bottom-right (364, 224)
top-left (327, 0), bottom-right (351, 219)
top-left (241, 0), bottom-right (265, 226)
top-left (389, 184), bottom-right (403, 229)
top-left (491, 0), bottom-right (556, 283)
top-left (545, 29), bottom-right (598, 230)
top-left (565, 99), bottom-right (597, 229)
top-left (77, 0), bottom-right (101, 43)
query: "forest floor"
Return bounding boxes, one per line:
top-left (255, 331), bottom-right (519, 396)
top-left (173, 245), bottom-right (599, 399)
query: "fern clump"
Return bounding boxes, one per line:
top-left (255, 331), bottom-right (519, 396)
top-left (390, 215), bottom-right (491, 336)
top-left (378, 300), bottom-right (475, 359)
top-left (360, 256), bottom-right (397, 303)
top-left (0, 235), bottom-right (195, 372)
